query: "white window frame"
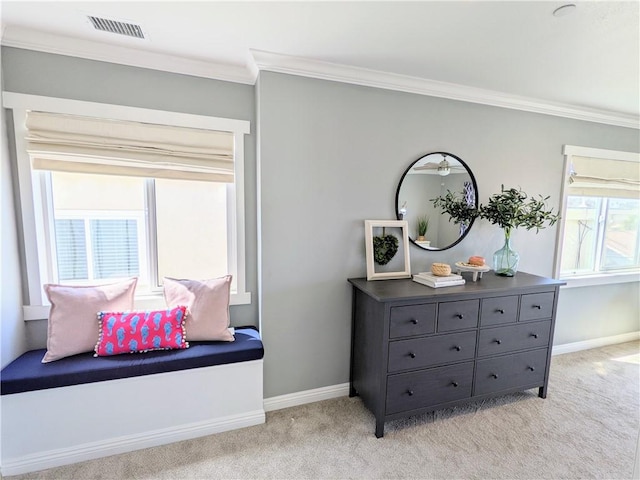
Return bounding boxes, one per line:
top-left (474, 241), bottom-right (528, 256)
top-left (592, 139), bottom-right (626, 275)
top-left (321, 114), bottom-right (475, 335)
top-left (554, 145), bottom-right (640, 288)
top-left (3, 92), bottom-right (251, 320)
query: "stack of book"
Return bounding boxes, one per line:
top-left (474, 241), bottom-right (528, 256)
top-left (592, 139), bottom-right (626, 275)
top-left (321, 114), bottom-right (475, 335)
top-left (412, 272), bottom-right (465, 288)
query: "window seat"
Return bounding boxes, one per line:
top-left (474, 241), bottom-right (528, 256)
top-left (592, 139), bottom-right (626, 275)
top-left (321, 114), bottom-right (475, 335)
top-left (1, 327), bottom-right (263, 395)
top-left (0, 327), bottom-right (265, 476)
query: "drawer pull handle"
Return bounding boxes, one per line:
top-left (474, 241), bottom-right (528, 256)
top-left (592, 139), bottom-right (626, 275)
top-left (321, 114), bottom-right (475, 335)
top-left (491, 373), bottom-right (499, 379)
top-left (533, 305), bottom-right (542, 309)
top-left (407, 390), bottom-right (414, 396)
top-left (531, 333), bottom-right (539, 339)
top-left (455, 314), bottom-right (464, 319)
top-left (494, 339), bottom-right (502, 345)
top-left (528, 366), bottom-right (536, 372)
top-left (410, 318), bottom-right (418, 325)
top-left (453, 345), bottom-right (461, 352)
top-left (409, 352), bottom-right (416, 359)
top-left (451, 381), bottom-right (459, 387)
top-left (497, 309), bottom-right (505, 314)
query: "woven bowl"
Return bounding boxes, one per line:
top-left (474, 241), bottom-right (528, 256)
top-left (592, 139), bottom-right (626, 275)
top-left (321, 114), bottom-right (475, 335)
top-left (431, 263), bottom-right (452, 277)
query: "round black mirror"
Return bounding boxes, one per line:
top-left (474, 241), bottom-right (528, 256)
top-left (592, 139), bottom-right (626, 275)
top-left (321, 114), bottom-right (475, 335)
top-left (395, 152), bottom-right (478, 251)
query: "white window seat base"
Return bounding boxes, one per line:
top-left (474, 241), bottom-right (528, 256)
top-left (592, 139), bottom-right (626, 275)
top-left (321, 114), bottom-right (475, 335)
top-left (1, 359), bottom-right (264, 476)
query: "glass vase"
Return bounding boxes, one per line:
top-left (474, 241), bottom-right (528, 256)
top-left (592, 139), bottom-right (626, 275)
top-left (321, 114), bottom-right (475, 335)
top-left (493, 232), bottom-right (519, 277)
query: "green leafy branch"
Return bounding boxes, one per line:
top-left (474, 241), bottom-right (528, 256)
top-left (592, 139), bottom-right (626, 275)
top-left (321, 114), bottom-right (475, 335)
top-left (479, 186), bottom-right (560, 238)
top-left (431, 185), bottom-right (559, 237)
top-left (430, 190), bottom-right (479, 227)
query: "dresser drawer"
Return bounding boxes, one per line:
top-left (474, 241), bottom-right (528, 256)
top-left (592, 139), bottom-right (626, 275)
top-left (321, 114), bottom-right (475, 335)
top-left (389, 304), bottom-right (436, 338)
top-left (481, 295), bottom-right (519, 326)
top-left (388, 331), bottom-right (477, 373)
top-left (437, 300), bottom-right (479, 332)
top-left (386, 362), bottom-right (474, 414)
top-left (519, 292), bottom-right (555, 321)
top-left (477, 320), bottom-right (551, 357)
top-left (474, 349), bottom-right (547, 396)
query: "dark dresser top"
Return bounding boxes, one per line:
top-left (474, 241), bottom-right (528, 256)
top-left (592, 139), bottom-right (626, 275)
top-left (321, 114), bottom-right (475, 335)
top-left (348, 271), bottom-right (565, 303)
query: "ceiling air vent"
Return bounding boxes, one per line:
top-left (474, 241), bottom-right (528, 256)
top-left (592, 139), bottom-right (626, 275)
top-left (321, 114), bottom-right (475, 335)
top-left (88, 16), bottom-right (145, 39)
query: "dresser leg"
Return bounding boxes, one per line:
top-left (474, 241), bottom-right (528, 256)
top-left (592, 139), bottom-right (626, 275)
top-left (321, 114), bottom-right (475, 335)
top-left (538, 386), bottom-right (547, 398)
top-left (349, 384), bottom-right (358, 397)
top-left (375, 419), bottom-right (385, 438)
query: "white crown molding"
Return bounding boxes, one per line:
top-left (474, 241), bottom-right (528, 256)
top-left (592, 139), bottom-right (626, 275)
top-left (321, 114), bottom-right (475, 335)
top-left (1, 26), bottom-right (256, 85)
top-left (2, 26), bottom-right (637, 129)
top-left (251, 49), bottom-right (640, 130)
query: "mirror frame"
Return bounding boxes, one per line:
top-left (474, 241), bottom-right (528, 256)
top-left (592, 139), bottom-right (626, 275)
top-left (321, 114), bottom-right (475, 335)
top-left (395, 151), bottom-right (479, 251)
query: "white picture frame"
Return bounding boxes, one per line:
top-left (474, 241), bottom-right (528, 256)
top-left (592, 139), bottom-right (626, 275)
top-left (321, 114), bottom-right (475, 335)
top-left (364, 220), bottom-right (411, 281)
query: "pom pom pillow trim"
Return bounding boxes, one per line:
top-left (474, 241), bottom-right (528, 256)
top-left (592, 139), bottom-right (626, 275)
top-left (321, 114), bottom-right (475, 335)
top-left (95, 306), bottom-right (189, 357)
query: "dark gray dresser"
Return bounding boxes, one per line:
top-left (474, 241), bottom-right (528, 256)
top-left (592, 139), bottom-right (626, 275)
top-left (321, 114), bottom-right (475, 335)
top-left (348, 272), bottom-right (564, 437)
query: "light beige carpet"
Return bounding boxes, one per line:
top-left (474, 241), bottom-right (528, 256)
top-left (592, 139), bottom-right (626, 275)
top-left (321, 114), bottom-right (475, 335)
top-left (6, 341), bottom-right (639, 480)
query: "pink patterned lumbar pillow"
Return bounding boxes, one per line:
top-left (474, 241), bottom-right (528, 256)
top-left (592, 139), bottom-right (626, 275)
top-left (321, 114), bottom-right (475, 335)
top-left (95, 306), bottom-right (188, 356)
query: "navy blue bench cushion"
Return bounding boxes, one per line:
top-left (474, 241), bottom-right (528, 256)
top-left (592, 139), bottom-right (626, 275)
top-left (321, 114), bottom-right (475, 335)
top-left (1, 327), bottom-right (263, 395)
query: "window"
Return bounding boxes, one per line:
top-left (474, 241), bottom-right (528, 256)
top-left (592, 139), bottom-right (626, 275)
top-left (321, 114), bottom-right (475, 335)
top-left (48, 172), bottom-right (230, 294)
top-left (51, 172), bottom-right (147, 285)
top-left (556, 145), bottom-right (640, 284)
top-left (4, 93), bottom-right (251, 319)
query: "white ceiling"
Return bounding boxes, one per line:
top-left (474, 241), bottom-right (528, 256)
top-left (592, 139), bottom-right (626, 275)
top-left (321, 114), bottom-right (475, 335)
top-left (1, 1), bottom-right (639, 121)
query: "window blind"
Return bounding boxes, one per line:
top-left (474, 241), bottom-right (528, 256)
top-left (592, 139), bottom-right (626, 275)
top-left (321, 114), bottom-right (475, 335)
top-left (90, 219), bottom-right (140, 279)
top-left (568, 156), bottom-right (640, 199)
top-left (26, 111), bottom-right (235, 182)
top-left (54, 219), bottom-right (88, 281)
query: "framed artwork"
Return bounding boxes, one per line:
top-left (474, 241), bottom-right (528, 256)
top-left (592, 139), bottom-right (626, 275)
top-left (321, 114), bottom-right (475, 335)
top-left (364, 220), bottom-right (411, 281)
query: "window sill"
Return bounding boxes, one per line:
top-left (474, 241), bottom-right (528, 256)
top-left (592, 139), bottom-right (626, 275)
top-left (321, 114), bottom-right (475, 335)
top-left (23, 291), bottom-right (252, 321)
top-left (559, 271), bottom-right (640, 289)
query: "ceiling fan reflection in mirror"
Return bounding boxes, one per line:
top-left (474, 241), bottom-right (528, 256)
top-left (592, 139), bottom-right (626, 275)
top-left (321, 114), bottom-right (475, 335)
top-left (413, 154), bottom-right (465, 176)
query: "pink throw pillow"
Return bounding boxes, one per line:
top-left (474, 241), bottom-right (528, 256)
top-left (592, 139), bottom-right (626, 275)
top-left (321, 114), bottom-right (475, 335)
top-left (163, 276), bottom-right (234, 342)
top-left (95, 306), bottom-right (188, 356)
top-left (42, 278), bottom-right (138, 363)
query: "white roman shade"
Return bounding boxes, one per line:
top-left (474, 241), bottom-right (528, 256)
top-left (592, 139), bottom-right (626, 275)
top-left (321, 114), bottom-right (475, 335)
top-left (568, 155), bottom-right (640, 199)
top-left (26, 111), bottom-right (235, 182)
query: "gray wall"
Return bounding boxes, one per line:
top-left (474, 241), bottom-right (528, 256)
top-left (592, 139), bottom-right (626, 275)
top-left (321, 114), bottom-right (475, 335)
top-left (2, 48), bottom-right (638, 397)
top-left (256, 71), bottom-right (639, 398)
top-left (1, 47), bottom-right (259, 352)
top-left (555, 282), bottom-right (640, 345)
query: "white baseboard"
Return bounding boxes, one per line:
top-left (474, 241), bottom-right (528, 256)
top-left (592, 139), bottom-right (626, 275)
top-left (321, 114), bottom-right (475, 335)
top-left (552, 331), bottom-right (640, 356)
top-left (263, 383), bottom-right (350, 412)
top-left (262, 333), bottom-right (640, 414)
top-left (1, 410), bottom-right (265, 476)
